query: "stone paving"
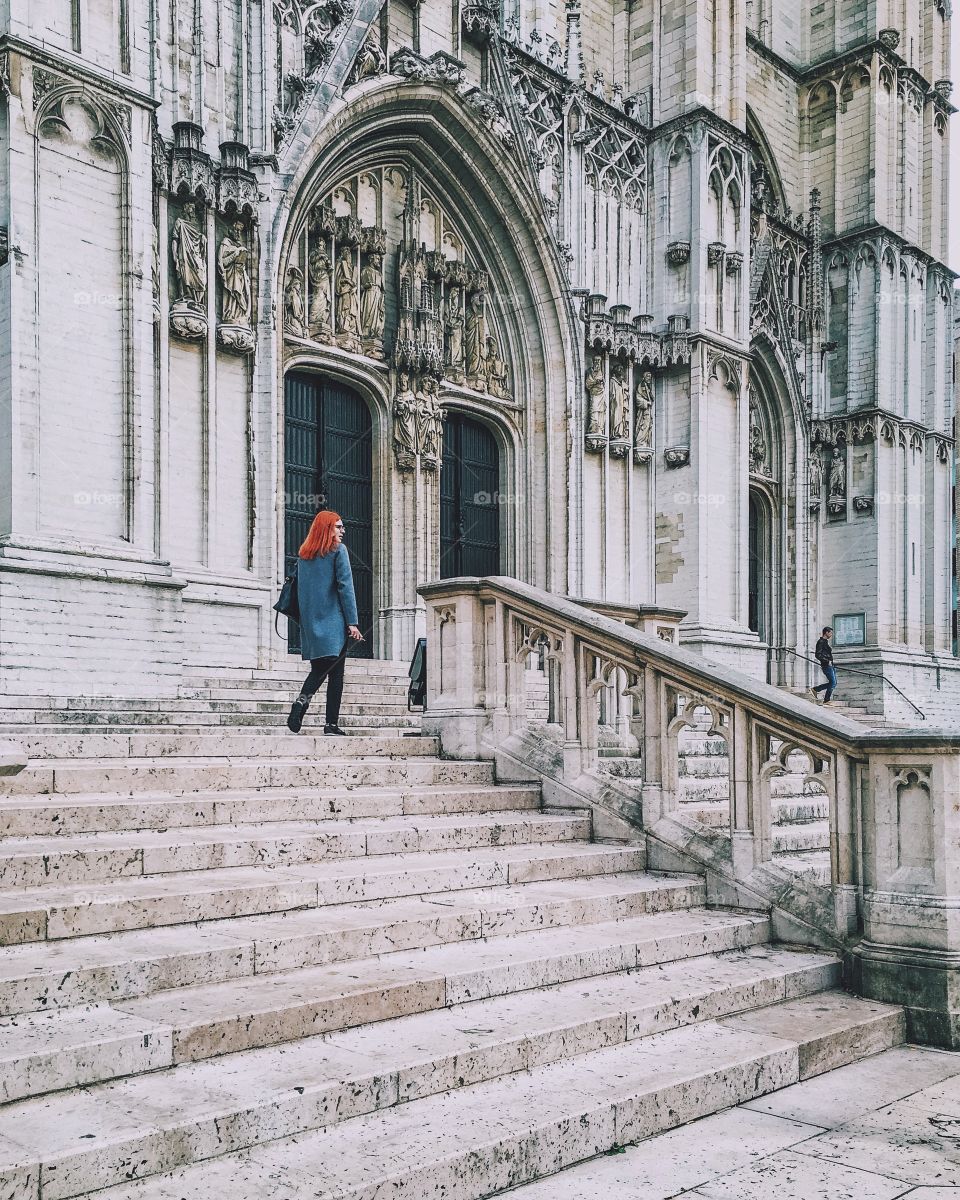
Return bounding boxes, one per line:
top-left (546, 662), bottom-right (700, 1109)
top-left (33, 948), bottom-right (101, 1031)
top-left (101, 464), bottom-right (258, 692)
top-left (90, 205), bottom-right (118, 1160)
top-left (507, 1044), bottom-right (960, 1198)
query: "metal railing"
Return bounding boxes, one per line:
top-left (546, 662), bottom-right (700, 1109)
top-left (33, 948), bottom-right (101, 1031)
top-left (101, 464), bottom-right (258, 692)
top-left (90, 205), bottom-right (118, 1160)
top-left (769, 645), bottom-right (926, 721)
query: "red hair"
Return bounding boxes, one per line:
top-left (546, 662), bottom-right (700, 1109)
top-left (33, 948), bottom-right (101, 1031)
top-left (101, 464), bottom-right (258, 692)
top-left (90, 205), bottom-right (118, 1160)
top-left (299, 510), bottom-right (341, 559)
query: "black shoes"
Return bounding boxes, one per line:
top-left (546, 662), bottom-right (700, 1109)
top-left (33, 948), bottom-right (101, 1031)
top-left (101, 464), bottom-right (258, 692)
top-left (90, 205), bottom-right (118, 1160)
top-left (287, 694), bottom-right (310, 733)
top-left (324, 724), bottom-right (347, 736)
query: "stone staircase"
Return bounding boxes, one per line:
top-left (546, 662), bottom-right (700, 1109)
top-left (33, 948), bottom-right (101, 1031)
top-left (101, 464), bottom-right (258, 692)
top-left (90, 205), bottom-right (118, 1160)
top-left (0, 661), bottom-right (907, 1199)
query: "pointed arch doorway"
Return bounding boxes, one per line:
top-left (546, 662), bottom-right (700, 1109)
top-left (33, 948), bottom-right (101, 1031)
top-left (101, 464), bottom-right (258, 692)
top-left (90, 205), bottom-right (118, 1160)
top-left (283, 371), bottom-right (373, 657)
top-left (440, 412), bottom-right (501, 578)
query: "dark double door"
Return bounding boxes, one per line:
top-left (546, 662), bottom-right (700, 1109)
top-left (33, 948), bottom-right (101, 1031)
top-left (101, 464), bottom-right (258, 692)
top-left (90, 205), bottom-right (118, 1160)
top-left (440, 413), bottom-right (500, 578)
top-left (284, 372), bottom-right (373, 657)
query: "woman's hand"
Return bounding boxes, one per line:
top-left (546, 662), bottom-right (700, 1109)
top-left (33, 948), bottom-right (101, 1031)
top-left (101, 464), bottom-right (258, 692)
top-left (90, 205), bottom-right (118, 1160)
top-left (347, 625), bottom-right (364, 641)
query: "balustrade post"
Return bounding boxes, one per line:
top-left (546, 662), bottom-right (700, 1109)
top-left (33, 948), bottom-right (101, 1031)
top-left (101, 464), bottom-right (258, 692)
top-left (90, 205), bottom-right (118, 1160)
top-left (420, 587), bottom-right (492, 759)
top-left (560, 627), bottom-right (584, 778)
top-left (830, 750), bottom-right (859, 936)
top-left (849, 745), bottom-right (960, 1048)
top-left (488, 598), bottom-right (512, 745)
top-left (641, 665), bottom-right (669, 823)
top-left (729, 704), bottom-right (759, 878)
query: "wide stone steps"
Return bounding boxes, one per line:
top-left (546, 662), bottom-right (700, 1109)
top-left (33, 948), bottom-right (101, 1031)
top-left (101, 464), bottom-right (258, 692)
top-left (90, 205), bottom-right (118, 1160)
top-left (0, 945), bottom-right (850, 1196)
top-left (0, 873), bottom-right (696, 1016)
top-left (0, 907), bottom-right (770, 1096)
top-left (2, 732), bottom-right (432, 760)
top-left (0, 842), bottom-right (649, 944)
top-left (43, 993), bottom-right (904, 1200)
top-left (0, 782), bottom-right (543, 837)
top-left (4, 754), bottom-right (494, 798)
top-left (0, 810), bottom-right (593, 888)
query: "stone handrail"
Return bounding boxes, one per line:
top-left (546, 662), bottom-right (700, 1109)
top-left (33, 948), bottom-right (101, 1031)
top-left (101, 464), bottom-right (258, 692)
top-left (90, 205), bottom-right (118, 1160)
top-left (419, 576), bottom-right (960, 1048)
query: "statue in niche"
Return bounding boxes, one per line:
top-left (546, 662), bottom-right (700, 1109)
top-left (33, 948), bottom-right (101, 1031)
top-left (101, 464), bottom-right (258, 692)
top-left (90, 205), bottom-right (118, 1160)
top-left (484, 334), bottom-right (511, 399)
top-left (609, 363), bottom-right (630, 443)
top-left (171, 201), bottom-right (207, 309)
top-left (335, 245), bottom-right (361, 350)
top-left (348, 26), bottom-right (386, 85)
top-left (360, 250), bottom-right (385, 355)
top-left (283, 266), bottom-right (306, 337)
top-left (749, 404), bottom-right (767, 475)
top-left (417, 376), bottom-right (442, 469)
top-left (308, 244), bottom-right (332, 339)
top-left (217, 221), bottom-right (252, 327)
top-left (634, 370), bottom-right (654, 448)
top-left (444, 288), bottom-right (465, 381)
top-left (465, 290), bottom-right (487, 388)
top-left (585, 355), bottom-right (606, 440)
top-left (829, 446), bottom-right (846, 498)
top-left (809, 448), bottom-right (823, 499)
top-left (393, 371), bottom-right (417, 470)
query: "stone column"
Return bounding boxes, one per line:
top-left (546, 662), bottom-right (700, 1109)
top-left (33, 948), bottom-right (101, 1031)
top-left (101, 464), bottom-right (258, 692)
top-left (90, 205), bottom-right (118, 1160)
top-left (849, 745), bottom-right (960, 1048)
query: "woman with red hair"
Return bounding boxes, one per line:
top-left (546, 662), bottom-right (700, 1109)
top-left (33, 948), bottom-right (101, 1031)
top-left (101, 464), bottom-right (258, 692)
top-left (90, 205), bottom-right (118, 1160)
top-left (287, 510), bottom-right (363, 734)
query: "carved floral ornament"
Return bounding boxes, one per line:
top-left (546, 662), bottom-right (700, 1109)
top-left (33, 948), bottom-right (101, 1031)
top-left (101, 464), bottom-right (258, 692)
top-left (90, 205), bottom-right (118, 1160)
top-left (282, 162), bottom-right (516, 471)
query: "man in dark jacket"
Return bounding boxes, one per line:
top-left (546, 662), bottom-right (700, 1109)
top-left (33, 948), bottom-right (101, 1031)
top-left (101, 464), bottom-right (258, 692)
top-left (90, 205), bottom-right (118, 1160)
top-left (810, 626), bottom-right (837, 703)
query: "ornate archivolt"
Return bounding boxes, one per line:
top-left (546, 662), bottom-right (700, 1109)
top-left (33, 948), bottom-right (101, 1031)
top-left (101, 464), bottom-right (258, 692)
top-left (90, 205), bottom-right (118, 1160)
top-left (283, 161), bottom-right (517, 471)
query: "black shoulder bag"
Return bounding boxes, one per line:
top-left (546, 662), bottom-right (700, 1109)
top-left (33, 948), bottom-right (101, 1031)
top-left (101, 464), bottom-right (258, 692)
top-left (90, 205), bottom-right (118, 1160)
top-left (273, 570), bottom-right (300, 637)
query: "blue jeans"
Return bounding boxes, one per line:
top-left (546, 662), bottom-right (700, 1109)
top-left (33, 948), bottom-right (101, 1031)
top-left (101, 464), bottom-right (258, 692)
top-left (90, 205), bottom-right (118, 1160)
top-left (814, 663), bottom-right (837, 701)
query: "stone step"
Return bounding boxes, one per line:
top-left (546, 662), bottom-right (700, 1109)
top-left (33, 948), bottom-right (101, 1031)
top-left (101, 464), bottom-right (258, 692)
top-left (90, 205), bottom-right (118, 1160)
top-left (685, 796), bottom-right (831, 832)
top-left (0, 783), bottom-right (542, 837)
top-left (772, 853), bottom-right (831, 883)
top-left (0, 714), bottom-right (422, 732)
top-left (679, 774), bottom-right (823, 804)
top-left (75, 909), bottom-right (771, 1066)
top-left (0, 842), bottom-right (649, 944)
top-left (0, 946), bottom-right (841, 1190)
top-left (0, 811), bottom-right (593, 888)
top-left (0, 873), bottom-right (700, 1016)
top-left (59, 993), bottom-right (904, 1200)
top-left (773, 820), bottom-right (830, 855)
top-left (0, 697), bottom-right (416, 717)
top-left (8, 732), bottom-right (435, 761)
top-left (5, 756), bottom-right (495, 799)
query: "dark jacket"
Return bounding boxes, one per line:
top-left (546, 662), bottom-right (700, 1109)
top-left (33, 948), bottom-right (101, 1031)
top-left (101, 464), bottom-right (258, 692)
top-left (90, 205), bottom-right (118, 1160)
top-left (815, 637), bottom-right (833, 665)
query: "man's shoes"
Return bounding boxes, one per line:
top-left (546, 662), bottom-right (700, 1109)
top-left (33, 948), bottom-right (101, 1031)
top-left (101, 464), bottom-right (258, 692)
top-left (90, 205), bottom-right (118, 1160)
top-left (809, 687), bottom-right (819, 698)
top-left (324, 724), bottom-right (347, 736)
top-left (287, 695), bottom-right (310, 734)
top-left (821, 698), bottom-right (832, 705)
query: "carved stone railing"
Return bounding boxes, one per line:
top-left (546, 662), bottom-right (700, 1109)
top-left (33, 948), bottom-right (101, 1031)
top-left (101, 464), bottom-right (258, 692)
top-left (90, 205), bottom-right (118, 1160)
top-left (419, 576), bottom-right (960, 1048)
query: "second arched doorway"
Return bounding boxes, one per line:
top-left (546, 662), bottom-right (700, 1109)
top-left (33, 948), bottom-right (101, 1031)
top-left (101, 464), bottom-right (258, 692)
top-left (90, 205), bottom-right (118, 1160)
top-left (440, 412), bottom-right (501, 578)
top-left (284, 371), bottom-right (373, 657)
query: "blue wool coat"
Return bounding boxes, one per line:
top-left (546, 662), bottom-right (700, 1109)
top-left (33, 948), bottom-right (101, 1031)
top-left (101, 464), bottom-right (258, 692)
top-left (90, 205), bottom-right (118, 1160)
top-left (296, 545), bottom-right (359, 659)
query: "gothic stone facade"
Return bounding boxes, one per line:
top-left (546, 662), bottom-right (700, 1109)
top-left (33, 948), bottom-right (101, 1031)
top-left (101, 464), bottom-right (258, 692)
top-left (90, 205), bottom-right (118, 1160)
top-left (0, 0), bottom-right (956, 715)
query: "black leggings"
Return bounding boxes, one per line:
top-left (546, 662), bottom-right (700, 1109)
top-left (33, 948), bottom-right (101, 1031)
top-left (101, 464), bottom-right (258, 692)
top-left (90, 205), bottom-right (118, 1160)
top-left (301, 653), bottom-right (346, 725)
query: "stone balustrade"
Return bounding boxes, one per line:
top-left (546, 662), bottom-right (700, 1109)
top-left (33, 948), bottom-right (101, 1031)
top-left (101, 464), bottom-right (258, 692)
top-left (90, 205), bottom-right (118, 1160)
top-left (419, 576), bottom-right (960, 1048)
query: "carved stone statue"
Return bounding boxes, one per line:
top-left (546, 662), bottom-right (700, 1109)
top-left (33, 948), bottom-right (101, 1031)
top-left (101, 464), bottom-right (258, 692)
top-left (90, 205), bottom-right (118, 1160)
top-left (347, 27), bottom-right (386, 86)
top-left (634, 370), bottom-right (654, 448)
top-left (749, 404), bottom-right (767, 475)
top-left (283, 266), bottom-right (306, 338)
top-left (829, 446), bottom-right (846, 498)
top-left (360, 251), bottom-right (385, 355)
top-left (393, 371), bottom-right (417, 470)
top-left (308, 244), bottom-right (332, 339)
top-left (444, 288), bottom-right (465, 381)
top-left (335, 245), bottom-right (361, 351)
top-left (585, 355), bottom-right (606, 445)
top-left (609, 363), bottom-right (630, 443)
top-left (171, 201), bottom-right (207, 309)
top-left (484, 335), bottom-right (511, 399)
top-left (417, 376), bottom-right (442, 469)
top-left (809, 449), bottom-right (823, 499)
top-left (465, 290), bottom-right (486, 388)
top-left (217, 221), bottom-right (251, 326)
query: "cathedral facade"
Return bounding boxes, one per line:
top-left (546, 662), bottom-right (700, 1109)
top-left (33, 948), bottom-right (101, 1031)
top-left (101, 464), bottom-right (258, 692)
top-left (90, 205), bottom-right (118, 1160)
top-left (0, 0), bottom-right (956, 714)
